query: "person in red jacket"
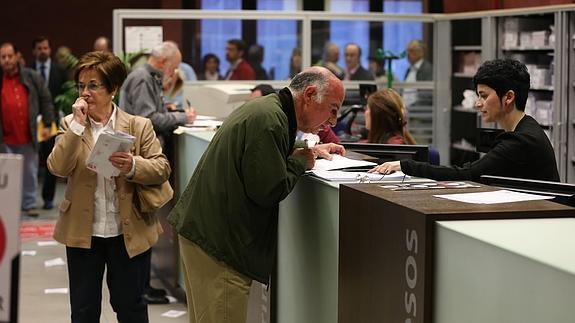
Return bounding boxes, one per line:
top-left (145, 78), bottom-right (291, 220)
top-left (224, 39), bottom-right (256, 80)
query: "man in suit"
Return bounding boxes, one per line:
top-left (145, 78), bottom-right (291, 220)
top-left (224, 39), bottom-right (256, 80)
top-left (29, 36), bottom-right (68, 210)
top-left (1, 42), bottom-right (54, 216)
top-left (403, 39), bottom-right (433, 106)
top-left (344, 43), bottom-right (374, 81)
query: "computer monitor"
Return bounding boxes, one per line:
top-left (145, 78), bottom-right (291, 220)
top-left (342, 143), bottom-right (429, 164)
top-left (184, 83), bottom-right (252, 118)
top-left (480, 175), bottom-right (575, 207)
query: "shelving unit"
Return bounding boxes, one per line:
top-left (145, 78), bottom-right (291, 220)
top-left (567, 11), bottom-right (575, 183)
top-left (498, 14), bottom-right (557, 135)
top-left (449, 18), bottom-right (483, 166)
top-left (434, 6), bottom-right (573, 180)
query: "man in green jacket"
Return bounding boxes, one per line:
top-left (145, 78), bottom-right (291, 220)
top-left (168, 66), bottom-right (345, 323)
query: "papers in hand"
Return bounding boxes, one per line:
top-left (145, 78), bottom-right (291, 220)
top-left (312, 154), bottom-right (376, 171)
top-left (86, 130), bottom-right (135, 179)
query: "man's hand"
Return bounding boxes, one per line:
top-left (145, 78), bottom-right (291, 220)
top-left (312, 143), bottom-right (346, 160)
top-left (292, 148), bottom-right (315, 170)
top-left (185, 107), bottom-right (197, 124)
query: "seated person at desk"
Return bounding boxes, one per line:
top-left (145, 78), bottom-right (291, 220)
top-left (370, 59), bottom-right (560, 182)
top-left (364, 88), bottom-right (416, 145)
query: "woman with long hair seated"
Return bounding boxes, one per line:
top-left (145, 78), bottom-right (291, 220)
top-left (365, 88), bottom-right (416, 145)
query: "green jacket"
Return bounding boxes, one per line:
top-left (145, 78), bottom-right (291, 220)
top-left (168, 89), bottom-right (307, 283)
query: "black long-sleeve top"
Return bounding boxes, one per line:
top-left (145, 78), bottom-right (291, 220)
top-left (401, 115), bottom-right (560, 182)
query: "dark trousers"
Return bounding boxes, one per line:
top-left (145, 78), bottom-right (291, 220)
top-left (39, 137), bottom-right (56, 203)
top-left (66, 236), bottom-right (150, 323)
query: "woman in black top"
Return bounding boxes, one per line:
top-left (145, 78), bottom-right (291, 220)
top-left (369, 59), bottom-right (560, 182)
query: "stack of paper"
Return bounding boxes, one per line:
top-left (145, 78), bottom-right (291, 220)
top-left (313, 154), bottom-right (376, 171)
top-left (311, 170), bottom-right (408, 182)
top-left (86, 130), bottom-right (135, 179)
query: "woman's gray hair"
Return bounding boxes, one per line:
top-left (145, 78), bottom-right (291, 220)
top-left (150, 41), bottom-right (179, 60)
top-left (288, 69), bottom-right (329, 102)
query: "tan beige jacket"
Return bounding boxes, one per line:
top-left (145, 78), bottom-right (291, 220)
top-left (48, 107), bottom-right (170, 258)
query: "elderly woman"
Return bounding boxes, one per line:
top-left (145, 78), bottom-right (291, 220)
top-left (364, 88), bottom-right (416, 145)
top-left (48, 51), bottom-right (170, 322)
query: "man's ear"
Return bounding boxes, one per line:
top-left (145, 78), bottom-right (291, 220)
top-left (303, 85), bottom-right (317, 104)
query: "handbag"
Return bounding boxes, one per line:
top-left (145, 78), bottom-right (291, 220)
top-left (129, 117), bottom-right (174, 220)
top-left (134, 181), bottom-right (173, 220)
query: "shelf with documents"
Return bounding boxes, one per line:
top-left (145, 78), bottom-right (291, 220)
top-left (449, 18), bottom-right (483, 167)
top-left (501, 46), bottom-right (554, 51)
top-left (453, 45), bottom-right (482, 51)
top-left (498, 14), bottom-right (556, 130)
top-left (452, 72), bottom-right (475, 78)
top-left (435, 8), bottom-right (574, 181)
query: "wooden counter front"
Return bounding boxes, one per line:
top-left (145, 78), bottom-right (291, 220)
top-left (338, 183), bottom-right (574, 323)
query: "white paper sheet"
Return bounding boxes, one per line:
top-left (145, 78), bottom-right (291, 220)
top-left (86, 130), bottom-right (135, 179)
top-left (44, 288), bottom-right (68, 294)
top-left (311, 170), bottom-right (408, 182)
top-left (185, 120), bottom-right (223, 128)
top-left (37, 241), bottom-right (58, 247)
top-left (21, 250), bottom-right (37, 256)
top-left (434, 189), bottom-right (554, 204)
top-left (195, 115), bottom-right (217, 120)
top-left (312, 154), bottom-right (376, 171)
top-left (44, 257), bottom-right (66, 267)
top-left (161, 310), bottom-right (187, 318)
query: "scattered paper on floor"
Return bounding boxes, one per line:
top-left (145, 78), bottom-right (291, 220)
top-left (161, 310), bottom-right (186, 318)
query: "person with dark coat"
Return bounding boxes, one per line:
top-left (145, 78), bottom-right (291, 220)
top-left (370, 59), bottom-right (560, 183)
top-left (29, 36), bottom-right (68, 210)
top-left (344, 43), bottom-right (374, 81)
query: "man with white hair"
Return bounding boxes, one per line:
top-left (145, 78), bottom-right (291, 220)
top-left (169, 66), bottom-right (346, 323)
top-left (120, 41), bottom-right (196, 147)
top-left (119, 41), bottom-right (196, 304)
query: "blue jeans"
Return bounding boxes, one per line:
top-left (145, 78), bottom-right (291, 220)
top-left (5, 143), bottom-right (38, 210)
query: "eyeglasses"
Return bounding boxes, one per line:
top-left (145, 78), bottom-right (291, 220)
top-left (77, 82), bottom-right (104, 93)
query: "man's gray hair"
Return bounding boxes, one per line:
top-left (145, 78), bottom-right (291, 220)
top-left (288, 69), bottom-right (329, 102)
top-left (150, 41), bottom-right (179, 60)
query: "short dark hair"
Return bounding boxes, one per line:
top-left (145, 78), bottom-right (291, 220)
top-left (74, 51), bottom-right (127, 93)
top-left (1, 42), bottom-right (17, 54)
top-left (32, 36), bottom-right (50, 49)
top-left (227, 39), bottom-right (246, 53)
top-left (202, 53), bottom-right (220, 71)
top-left (473, 59), bottom-right (530, 111)
top-left (252, 84), bottom-right (275, 96)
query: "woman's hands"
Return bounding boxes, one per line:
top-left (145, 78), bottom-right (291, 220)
top-left (368, 161), bottom-right (401, 174)
top-left (72, 97), bottom-right (88, 126)
top-left (109, 151), bottom-right (134, 176)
